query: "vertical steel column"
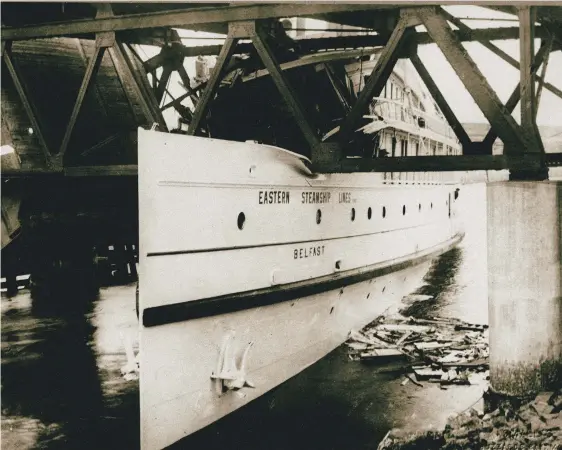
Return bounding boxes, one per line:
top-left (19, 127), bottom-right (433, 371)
top-left (512, 6), bottom-right (547, 180)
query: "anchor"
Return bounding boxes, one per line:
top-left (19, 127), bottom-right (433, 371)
top-left (211, 332), bottom-right (255, 395)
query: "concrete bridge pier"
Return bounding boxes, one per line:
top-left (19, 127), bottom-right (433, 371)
top-left (487, 181), bottom-right (562, 396)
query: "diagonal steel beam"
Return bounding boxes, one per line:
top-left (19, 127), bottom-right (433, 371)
top-left (121, 42), bottom-right (168, 130)
top-left (251, 22), bottom-right (320, 149)
top-left (440, 8), bottom-right (562, 101)
top-left (58, 45), bottom-right (105, 158)
top-left (483, 39), bottom-right (550, 147)
top-left (2, 44), bottom-right (52, 165)
top-left (108, 43), bottom-right (156, 128)
top-left (177, 65), bottom-right (200, 107)
top-left (409, 51), bottom-right (472, 150)
top-left (323, 63), bottom-right (352, 113)
top-left (535, 35), bottom-right (553, 119)
top-left (187, 33), bottom-right (238, 135)
top-left (338, 13), bottom-right (410, 144)
top-left (155, 66), bottom-right (172, 104)
top-left (419, 7), bottom-right (532, 154)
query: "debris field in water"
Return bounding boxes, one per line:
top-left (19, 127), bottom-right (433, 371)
top-left (377, 391), bottom-right (562, 449)
top-left (347, 312), bottom-right (490, 388)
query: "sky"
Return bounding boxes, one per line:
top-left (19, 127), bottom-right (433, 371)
top-left (144, 5), bottom-right (562, 129)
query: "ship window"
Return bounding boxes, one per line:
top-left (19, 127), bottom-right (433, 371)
top-left (402, 205), bottom-right (406, 215)
top-left (237, 212), bottom-right (245, 230)
top-left (390, 82), bottom-right (394, 99)
top-left (316, 209), bottom-right (322, 225)
top-left (431, 202), bottom-right (433, 209)
top-left (419, 203), bottom-right (422, 212)
top-left (367, 207), bottom-right (372, 220)
top-left (382, 206), bottom-right (386, 218)
top-left (351, 208), bottom-right (356, 222)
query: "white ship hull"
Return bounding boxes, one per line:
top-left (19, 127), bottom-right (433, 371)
top-left (138, 130), bottom-right (463, 449)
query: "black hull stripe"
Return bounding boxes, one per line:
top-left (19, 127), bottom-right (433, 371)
top-left (142, 232), bottom-right (464, 327)
top-left (146, 222), bottom-right (436, 257)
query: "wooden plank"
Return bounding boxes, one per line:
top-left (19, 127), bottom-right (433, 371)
top-left (251, 22), bottom-right (320, 149)
top-left (338, 13), bottom-right (409, 144)
top-left (187, 33), bottom-right (238, 135)
top-left (418, 7), bottom-right (533, 155)
top-left (410, 52), bottom-right (472, 150)
top-left (2, 45), bottom-right (52, 165)
top-left (58, 46), bottom-right (105, 157)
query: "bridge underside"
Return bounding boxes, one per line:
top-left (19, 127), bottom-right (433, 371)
top-left (1, 3), bottom-right (561, 177)
top-left (1, 3), bottom-right (562, 282)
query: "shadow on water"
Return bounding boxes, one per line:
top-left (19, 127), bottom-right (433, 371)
top-left (172, 346), bottom-right (403, 450)
top-left (1, 286), bottom-right (139, 450)
top-left (399, 246), bottom-right (464, 319)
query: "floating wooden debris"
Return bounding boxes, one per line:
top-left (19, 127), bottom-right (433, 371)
top-left (346, 313), bottom-right (489, 388)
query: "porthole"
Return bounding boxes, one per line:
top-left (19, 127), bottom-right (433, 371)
top-left (382, 286), bottom-right (386, 293)
top-left (402, 205), bottom-right (406, 215)
top-left (431, 202), bottom-right (433, 209)
top-left (351, 208), bottom-right (356, 221)
top-left (419, 203), bottom-right (422, 212)
top-left (316, 209), bottom-right (322, 224)
top-left (382, 206), bottom-right (386, 218)
top-left (330, 306), bottom-right (334, 314)
top-left (367, 293), bottom-right (370, 299)
top-left (367, 207), bottom-right (372, 220)
top-left (237, 212), bottom-right (245, 230)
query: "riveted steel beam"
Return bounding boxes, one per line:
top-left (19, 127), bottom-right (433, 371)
top-left (535, 36), bottom-right (553, 117)
top-left (440, 8), bottom-right (562, 101)
top-left (155, 66), bottom-right (172, 104)
top-left (513, 6), bottom-right (547, 180)
top-left (251, 21), bottom-right (320, 150)
top-left (322, 63), bottom-right (352, 113)
top-left (187, 28), bottom-right (238, 135)
top-left (418, 7), bottom-right (532, 155)
top-left (0, 4), bottom-right (395, 41)
top-left (108, 43), bottom-right (155, 128)
top-left (409, 51), bottom-right (472, 151)
top-left (483, 41), bottom-right (550, 148)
